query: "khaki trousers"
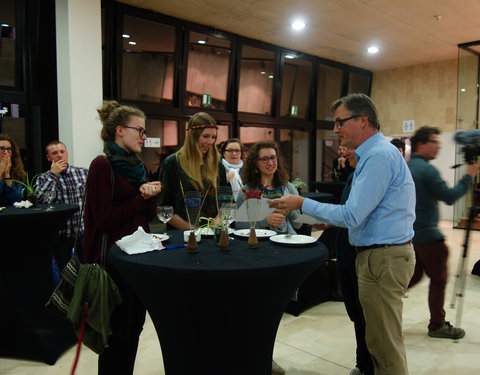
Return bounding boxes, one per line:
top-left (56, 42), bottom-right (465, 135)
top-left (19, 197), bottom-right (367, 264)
top-left (356, 243), bottom-right (415, 375)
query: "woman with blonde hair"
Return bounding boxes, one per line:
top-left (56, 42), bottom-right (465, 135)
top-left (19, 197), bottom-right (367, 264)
top-left (0, 133), bottom-right (26, 205)
top-left (159, 112), bottom-right (227, 229)
top-left (84, 100), bottom-right (161, 375)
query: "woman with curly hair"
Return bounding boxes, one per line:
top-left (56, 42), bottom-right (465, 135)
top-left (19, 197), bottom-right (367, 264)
top-left (236, 140), bottom-right (302, 234)
top-left (158, 112), bottom-right (227, 229)
top-left (0, 133), bottom-right (26, 205)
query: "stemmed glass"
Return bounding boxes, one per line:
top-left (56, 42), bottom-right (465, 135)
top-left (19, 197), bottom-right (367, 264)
top-left (156, 206), bottom-right (174, 234)
top-left (220, 202), bottom-right (236, 232)
top-left (43, 189), bottom-right (56, 211)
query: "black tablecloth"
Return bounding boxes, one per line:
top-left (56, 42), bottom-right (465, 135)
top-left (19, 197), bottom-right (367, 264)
top-left (0, 203), bottom-right (79, 364)
top-left (109, 230), bottom-right (328, 375)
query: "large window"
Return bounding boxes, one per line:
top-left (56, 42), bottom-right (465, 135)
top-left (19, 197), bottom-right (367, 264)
top-left (348, 71), bottom-right (370, 94)
top-left (280, 54), bottom-right (312, 119)
top-left (185, 31), bottom-right (231, 110)
top-left (238, 45), bottom-right (275, 115)
top-left (0, 0), bottom-right (18, 88)
top-left (317, 64), bottom-right (343, 121)
top-left (121, 15), bottom-right (176, 103)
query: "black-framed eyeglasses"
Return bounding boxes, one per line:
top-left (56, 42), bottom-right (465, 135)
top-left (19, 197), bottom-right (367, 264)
top-left (334, 115), bottom-right (359, 129)
top-left (0, 146), bottom-right (13, 153)
top-left (122, 125), bottom-right (147, 137)
top-left (225, 149), bottom-right (242, 154)
top-left (258, 156), bottom-right (277, 163)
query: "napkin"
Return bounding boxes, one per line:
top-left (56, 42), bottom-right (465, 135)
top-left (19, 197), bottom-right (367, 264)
top-left (116, 226), bottom-right (164, 254)
top-left (13, 200), bottom-right (33, 208)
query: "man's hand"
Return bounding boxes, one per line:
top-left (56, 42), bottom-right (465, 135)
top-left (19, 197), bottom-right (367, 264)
top-left (140, 181), bottom-right (162, 199)
top-left (337, 156), bottom-right (346, 169)
top-left (50, 159), bottom-right (68, 174)
top-left (268, 194), bottom-right (305, 211)
top-left (466, 162), bottom-right (480, 177)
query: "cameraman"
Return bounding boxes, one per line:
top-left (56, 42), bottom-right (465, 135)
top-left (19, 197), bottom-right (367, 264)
top-left (407, 126), bottom-right (479, 339)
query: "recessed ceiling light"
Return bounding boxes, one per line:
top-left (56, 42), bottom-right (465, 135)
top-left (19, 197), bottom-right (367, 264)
top-left (122, 34), bottom-right (130, 38)
top-left (268, 75), bottom-right (274, 79)
top-left (128, 41), bottom-right (136, 45)
top-left (1, 23), bottom-right (10, 27)
top-left (198, 40), bottom-right (206, 44)
top-left (367, 46), bottom-right (380, 54)
top-left (460, 88), bottom-right (467, 92)
top-left (260, 71), bottom-right (266, 75)
top-left (285, 54), bottom-right (295, 59)
top-left (291, 20), bottom-right (306, 31)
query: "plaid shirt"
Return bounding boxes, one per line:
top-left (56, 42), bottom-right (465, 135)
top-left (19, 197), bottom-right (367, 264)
top-left (36, 165), bottom-right (88, 238)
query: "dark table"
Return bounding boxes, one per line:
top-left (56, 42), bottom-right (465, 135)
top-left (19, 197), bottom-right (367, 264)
top-left (109, 230), bottom-right (328, 375)
top-left (300, 191), bottom-right (334, 203)
top-left (0, 203), bottom-right (79, 365)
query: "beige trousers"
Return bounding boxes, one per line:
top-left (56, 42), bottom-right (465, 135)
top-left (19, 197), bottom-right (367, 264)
top-left (356, 243), bottom-right (415, 375)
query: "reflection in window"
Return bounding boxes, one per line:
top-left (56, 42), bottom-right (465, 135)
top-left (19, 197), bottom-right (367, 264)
top-left (186, 31), bottom-right (230, 110)
top-left (348, 71), bottom-right (370, 94)
top-left (279, 129), bottom-right (309, 186)
top-left (317, 64), bottom-right (343, 121)
top-left (0, 103), bottom-right (27, 167)
top-left (238, 45), bottom-right (275, 115)
top-left (141, 119), bottom-right (178, 179)
top-left (122, 15), bottom-right (175, 103)
top-left (0, 0), bottom-right (17, 87)
top-left (280, 55), bottom-right (312, 119)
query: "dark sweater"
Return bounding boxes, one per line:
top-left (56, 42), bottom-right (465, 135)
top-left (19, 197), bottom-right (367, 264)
top-left (83, 156), bottom-right (156, 264)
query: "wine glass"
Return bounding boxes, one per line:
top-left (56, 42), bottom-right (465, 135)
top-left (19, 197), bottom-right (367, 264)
top-left (43, 189), bottom-right (56, 211)
top-left (220, 202), bottom-right (236, 232)
top-left (156, 206), bottom-right (174, 234)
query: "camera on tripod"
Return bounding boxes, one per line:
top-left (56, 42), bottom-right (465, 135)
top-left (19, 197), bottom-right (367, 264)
top-left (459, 144), bottom-right (480, 164)
top-left (454, 129), bottom-right (480, 165)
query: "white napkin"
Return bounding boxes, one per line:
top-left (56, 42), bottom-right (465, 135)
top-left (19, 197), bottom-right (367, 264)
top-left (13, 200), bottom-right (33, 208)
top-left (116, 226), bottom-right (164, 254)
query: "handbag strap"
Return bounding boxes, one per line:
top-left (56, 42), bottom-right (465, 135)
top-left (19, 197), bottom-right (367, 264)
top-left (72, 155), bottom-right (115, 266)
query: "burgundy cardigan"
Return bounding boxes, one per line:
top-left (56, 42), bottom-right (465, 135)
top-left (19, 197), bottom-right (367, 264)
top-left (83, 156), bottom-right (156, 264)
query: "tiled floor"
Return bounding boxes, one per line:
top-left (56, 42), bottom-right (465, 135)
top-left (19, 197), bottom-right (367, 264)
top-left (2, 221), bottom-right (480, 375)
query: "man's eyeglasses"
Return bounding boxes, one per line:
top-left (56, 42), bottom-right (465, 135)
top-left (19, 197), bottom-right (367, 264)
top-left (122, 126), bottom-right (147, 137)
top-left (334, 115), bottom-right (359, 129)
top-left (225, 149), bottom-right (241, 154)
top-left (258, 156), bottom-right (277, 163)
top-left (0, 146), bottom-right (13, 153)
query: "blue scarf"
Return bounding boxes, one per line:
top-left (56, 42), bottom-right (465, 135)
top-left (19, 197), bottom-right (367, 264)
top-left (104, 142), bottom-right (146, 185)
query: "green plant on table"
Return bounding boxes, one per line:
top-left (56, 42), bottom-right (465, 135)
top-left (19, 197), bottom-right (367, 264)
top-left (6, 172), bottom-right (44, 198)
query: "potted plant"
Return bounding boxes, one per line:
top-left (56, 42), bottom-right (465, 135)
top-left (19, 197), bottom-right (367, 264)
top-left (291, 177), bottom-right (307, 193)
top-left (7, 172), bottom-right (44, 206)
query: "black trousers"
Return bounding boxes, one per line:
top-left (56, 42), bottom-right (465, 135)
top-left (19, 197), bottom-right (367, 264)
top-left (338, 266), bottom-right (374, 375)
top-left (98, 264), bottom-right (146, 375)
top-left (52, 236), bottom-right (84, 271)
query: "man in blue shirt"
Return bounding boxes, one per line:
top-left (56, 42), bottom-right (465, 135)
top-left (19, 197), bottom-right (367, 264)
top-left (270, 93), bottom-right (416, 375)
top-left (407, 126), bottom-right (478, 340)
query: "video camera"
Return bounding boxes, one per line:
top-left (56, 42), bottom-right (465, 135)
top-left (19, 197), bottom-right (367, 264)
top-left (454, 129), bottom-right (480, 164)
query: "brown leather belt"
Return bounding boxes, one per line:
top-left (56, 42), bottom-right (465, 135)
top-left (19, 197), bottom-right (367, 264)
top-left (355, 240), bottom-right (412, 253)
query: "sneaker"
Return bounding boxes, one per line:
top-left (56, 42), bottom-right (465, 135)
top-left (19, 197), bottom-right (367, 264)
top-left (428, 321), bottom-right (465, 339)
top-left (349, 367), bottom-right (364, 375)
top-left (272, 359), bottom-right (286, 375)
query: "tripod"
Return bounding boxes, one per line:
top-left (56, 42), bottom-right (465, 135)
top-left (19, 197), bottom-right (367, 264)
top-left (450, 204), bottom-right (480, 336)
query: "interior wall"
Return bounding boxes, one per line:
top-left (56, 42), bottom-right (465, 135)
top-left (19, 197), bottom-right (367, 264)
top-left (371, 58), bottom-right (457, 137)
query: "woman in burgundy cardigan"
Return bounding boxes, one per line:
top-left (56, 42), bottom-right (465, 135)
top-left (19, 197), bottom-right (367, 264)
top-left (84, 100), bottom-right (161, 375)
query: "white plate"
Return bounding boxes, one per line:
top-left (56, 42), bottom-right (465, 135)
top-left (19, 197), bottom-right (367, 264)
top-left (196, 227), bottom-right (234, 237)
top-left (233, 229), bottom-right (277, 238)
top-left (151, 233), bottom-right (170, 242)
top-left (269, 234), bottom-right (317, 246)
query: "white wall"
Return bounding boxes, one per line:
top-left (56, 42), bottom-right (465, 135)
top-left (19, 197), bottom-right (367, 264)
top-left (55, 0), bottom-right (103, 168)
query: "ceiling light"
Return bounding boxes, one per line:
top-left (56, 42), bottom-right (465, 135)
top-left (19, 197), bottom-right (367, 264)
top-left (128, 41), bottom-right (136, 45)
top-left (367, 46), bottom-right (380, 54)
top-left (291, 20), bottom-right (306, 31)
top-left (122, 34), bottom-right (130, 38)
top-left (285, 54), bottom-right (295, 59)
top-left (261, 71), bottom-right (266, 75)
top-left (268, 75), bottom-right (274, 79)
top-left (460, 88), bottom-right (467, 92)
top-left (1, 23), bottom-right (10, 27)
top-left (198, 40), bottom-right (206, 44)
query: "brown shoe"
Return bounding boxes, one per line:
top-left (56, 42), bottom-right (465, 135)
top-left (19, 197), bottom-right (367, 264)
top-left (272, 359), bottom-right (286, 375)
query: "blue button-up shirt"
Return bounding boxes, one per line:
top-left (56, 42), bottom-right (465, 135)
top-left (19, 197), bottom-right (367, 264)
top-left (303, 132), bottom-right (415, 246)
